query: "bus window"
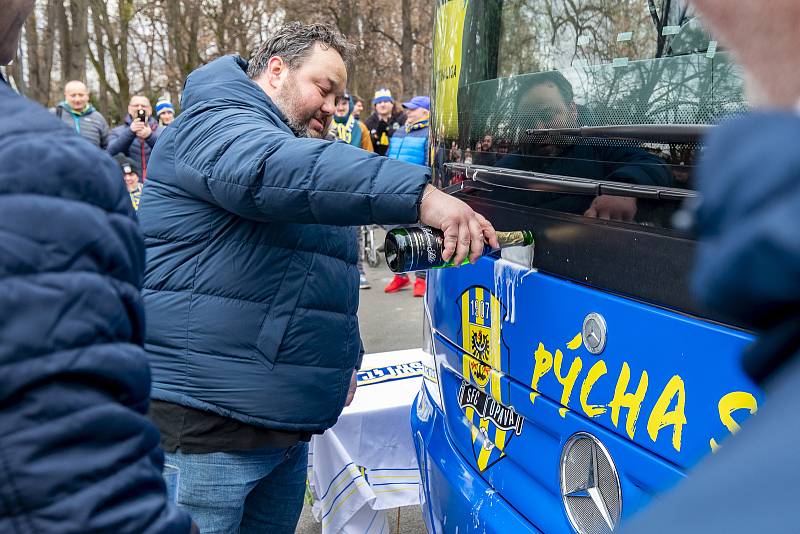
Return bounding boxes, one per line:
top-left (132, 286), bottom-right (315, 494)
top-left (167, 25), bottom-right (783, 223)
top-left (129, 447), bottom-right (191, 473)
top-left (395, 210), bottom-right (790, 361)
top-left (437, 0), bottom-right (746, 232)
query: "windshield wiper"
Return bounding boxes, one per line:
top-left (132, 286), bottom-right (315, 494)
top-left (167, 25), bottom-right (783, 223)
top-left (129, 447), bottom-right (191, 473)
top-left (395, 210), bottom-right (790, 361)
top-left (525, 124), bottom-right (711, 144)
top-left (444, 163), bottom-right (696, 201)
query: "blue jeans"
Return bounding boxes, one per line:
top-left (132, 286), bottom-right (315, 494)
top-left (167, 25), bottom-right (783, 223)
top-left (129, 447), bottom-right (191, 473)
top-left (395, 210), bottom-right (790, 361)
top-left (165, 442), bottom-right (308, 534)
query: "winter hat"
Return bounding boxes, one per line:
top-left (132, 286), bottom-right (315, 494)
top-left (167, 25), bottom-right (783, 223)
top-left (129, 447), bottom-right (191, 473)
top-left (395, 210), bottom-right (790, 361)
top-left (401, 96), bottom-right (430, 111)
top-left (113, 153), bottom-right (137, 175)
top-left (155, 97), bottom-right (175, 117)
top-left (372, 88), bottom-right (394, 104)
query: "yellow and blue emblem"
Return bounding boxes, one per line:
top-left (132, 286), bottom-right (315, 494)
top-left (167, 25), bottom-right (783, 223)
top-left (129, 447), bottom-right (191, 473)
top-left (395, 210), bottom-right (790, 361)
top-left (457, 286), bottom-right (522, 471)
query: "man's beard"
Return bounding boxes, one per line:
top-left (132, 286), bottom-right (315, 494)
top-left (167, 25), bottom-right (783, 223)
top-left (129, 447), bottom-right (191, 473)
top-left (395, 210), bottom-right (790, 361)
top-left (273, 74), bottom-right (323, 138)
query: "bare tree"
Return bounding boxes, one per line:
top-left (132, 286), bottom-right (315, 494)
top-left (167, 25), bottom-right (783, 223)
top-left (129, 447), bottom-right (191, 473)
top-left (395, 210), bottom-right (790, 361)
top-left (57, 0), bottom-right (90, 84)
top-left (12, 0), bottom-right (433, 120)
top-left (11, 0), bottom-right (57, 104)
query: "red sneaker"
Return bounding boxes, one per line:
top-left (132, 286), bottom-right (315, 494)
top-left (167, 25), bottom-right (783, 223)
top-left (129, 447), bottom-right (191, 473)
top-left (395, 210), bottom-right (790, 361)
top-left (413, 278), bottom-right (426, 297)
top-left (384, 274), bottom-right (410, 293)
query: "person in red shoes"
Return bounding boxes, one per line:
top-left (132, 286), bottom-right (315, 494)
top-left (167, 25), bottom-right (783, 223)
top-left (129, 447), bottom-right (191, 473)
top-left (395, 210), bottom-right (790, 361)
top-left (384, 95), bottom-right (431, 297)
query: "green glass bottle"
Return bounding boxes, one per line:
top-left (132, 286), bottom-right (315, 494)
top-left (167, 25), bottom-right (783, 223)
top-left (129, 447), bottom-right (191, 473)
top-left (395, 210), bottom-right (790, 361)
top-left (384, 226), bottom-right (534, 273)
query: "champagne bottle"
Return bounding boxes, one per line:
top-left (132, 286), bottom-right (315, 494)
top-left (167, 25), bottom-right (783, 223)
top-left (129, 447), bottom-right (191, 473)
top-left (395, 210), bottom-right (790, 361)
top-left (384, 226), bottom-right (534, 273)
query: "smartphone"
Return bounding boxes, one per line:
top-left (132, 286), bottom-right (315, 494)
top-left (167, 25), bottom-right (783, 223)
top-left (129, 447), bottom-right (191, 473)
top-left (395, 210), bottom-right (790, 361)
top-left (137, 109), bottom-right (146, 122)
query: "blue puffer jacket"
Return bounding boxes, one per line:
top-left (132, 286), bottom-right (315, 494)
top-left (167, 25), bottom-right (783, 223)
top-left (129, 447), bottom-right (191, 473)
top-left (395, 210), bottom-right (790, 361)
top-left (693, 112), bottom-right (800, 326)
top-left (387, 123), bottom-right (429, 166)
top-left (138, 55), bottom-right (428, 432)
top-left (0, 81), bottom-right (191, 533)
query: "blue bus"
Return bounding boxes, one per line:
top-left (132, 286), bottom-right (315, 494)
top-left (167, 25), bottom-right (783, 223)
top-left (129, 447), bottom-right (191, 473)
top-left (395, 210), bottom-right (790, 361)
top-left (411, 1), bottom-right (761, 532)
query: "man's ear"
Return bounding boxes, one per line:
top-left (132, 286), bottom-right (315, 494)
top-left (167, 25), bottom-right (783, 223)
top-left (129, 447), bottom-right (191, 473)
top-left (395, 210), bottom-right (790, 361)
top-left (264, 56), bottom-right (286, 89)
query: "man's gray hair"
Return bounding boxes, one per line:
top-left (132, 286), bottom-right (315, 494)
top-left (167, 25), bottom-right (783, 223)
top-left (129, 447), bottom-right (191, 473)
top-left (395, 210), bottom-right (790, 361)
top-left (247, 22), bottom-right (354, 79)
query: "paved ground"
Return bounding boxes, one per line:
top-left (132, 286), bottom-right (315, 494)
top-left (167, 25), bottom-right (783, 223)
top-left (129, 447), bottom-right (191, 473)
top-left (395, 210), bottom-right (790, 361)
top-left (296, 230), bottom-right (428, 533)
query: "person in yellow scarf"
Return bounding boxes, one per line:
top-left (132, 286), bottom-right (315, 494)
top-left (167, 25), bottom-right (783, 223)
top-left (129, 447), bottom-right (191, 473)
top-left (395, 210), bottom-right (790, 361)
top-left (331, 93), bottom-right (373, 151)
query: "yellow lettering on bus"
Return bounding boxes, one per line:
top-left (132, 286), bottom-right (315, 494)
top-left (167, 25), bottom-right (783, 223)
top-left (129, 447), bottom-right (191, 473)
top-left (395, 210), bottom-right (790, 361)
top-left (608, 362), bottom-right (649, 439)
top-left (529, 343), bottom-right (553, 405)
top-left (709, 391), bottom-right (758, 452)
top-left (566, 333), bottom-right (583, 350)
top-left (647, 375), bottom-right (687, 452)
top-left (580, 360), bottom-right (608, 417)
top-left (554, 349), bottom-right (582, 417)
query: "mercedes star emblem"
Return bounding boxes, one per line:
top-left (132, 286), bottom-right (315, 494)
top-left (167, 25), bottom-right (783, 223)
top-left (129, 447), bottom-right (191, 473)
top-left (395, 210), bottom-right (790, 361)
top-left (582, 312), bottom-right (607, 355)
top-left (561, 433), bottom-right (622, 534)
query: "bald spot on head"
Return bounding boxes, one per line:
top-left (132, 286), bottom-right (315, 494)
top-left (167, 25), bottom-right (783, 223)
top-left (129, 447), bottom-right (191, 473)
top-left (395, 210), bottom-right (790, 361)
top-left (64, 80), bottom-right (87, 94)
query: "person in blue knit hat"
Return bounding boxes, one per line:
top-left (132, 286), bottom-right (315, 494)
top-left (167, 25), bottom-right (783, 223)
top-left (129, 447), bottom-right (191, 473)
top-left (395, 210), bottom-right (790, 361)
top-left (155, 97), bottom-right (175, 128)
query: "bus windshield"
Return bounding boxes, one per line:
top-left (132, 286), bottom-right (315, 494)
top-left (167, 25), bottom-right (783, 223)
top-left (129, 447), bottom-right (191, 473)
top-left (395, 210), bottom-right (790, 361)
top-left (434, 0), bottom-right (747, 231)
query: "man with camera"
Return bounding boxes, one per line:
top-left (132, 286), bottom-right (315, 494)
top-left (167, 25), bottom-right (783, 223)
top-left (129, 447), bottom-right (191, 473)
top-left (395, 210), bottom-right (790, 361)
top-left (108, 95), bottom-right (161, 181)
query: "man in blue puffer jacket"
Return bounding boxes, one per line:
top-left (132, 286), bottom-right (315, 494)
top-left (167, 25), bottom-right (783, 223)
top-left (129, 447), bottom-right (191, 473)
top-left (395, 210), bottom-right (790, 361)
top-left (0, 3), bottom-right (193, 533)
top-left (139, 22), bottom-right (498, 533)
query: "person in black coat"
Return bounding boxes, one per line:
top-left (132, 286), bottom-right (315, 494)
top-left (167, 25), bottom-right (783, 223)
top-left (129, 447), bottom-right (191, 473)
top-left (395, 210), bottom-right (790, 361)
top-left (0, 3), bottom-right (193, 533)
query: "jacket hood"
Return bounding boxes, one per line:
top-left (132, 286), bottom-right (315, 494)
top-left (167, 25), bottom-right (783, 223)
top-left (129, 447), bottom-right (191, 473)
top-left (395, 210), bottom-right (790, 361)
top-left (180, 55), bottom-right (292, 131)
top-left (58, 101), bottom-right (96, 117)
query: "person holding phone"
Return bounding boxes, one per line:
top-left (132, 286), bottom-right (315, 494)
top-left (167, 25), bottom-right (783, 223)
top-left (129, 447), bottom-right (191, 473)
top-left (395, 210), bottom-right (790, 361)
top-left (108, 95), bottom-right (160, 181)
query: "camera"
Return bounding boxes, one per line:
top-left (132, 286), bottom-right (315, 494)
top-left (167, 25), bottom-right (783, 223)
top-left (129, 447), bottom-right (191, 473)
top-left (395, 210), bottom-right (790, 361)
top-left (137, 109), bottom-right (146, 122)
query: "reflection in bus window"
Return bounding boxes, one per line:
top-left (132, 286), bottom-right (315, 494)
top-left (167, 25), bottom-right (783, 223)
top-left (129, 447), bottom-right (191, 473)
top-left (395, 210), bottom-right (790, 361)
top-left (496, 72), bottom-right (672, 222)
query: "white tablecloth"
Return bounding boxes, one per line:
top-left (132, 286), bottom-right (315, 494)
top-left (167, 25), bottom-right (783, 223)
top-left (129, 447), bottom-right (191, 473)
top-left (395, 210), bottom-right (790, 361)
top-left (308, 349), bottom-right (425, 534)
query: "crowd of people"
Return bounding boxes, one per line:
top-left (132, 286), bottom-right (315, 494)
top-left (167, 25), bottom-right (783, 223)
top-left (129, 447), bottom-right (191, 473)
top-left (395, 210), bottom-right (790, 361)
top-left (54, 83), bottom-right (175, 205)
top-left (2, 0), bottom-right (800, 533)
top-left (54, 56), bottom-right (438, 299)
top-left (2, 10), bottom-right (498, 533)
top-left (54, 75), bottom-right (434, 299)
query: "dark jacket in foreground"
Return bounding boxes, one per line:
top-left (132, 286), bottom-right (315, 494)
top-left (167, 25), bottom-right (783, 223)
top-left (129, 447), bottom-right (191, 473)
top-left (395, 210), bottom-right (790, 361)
top-left (0, 81), bottom-right (191, 534)
top-left (139, 55), bottom-right (428, 433)
top-left (692, 112), bottom-right (800, 382)
top-left (619, 114), bottom-right (800, 534)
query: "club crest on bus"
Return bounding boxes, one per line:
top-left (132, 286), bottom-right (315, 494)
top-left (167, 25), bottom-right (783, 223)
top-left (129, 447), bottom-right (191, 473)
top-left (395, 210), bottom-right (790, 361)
top-left (457, 286), bottom-right (516, 471)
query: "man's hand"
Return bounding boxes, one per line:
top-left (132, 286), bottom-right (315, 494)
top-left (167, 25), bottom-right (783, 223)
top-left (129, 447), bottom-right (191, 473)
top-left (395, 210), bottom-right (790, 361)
top-left (583, 195), bottom-right (637, 222)
top-left (132, 120), bottom-right (152, 140)
top-left (345, 370), bottom-right (357, 407)
top-left (419, 184), bottom-right (499, 266)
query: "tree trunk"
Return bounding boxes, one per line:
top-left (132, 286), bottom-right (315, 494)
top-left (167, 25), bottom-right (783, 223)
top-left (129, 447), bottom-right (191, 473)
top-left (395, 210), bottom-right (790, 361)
top-left (68, 0), bottom-right (89, 82)
top-left (400, 0), bottom-right (414, 97)
top-left (56, 0), bottom-right (89, 84)
top-left (23, 0), bottom-right (57, 105)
